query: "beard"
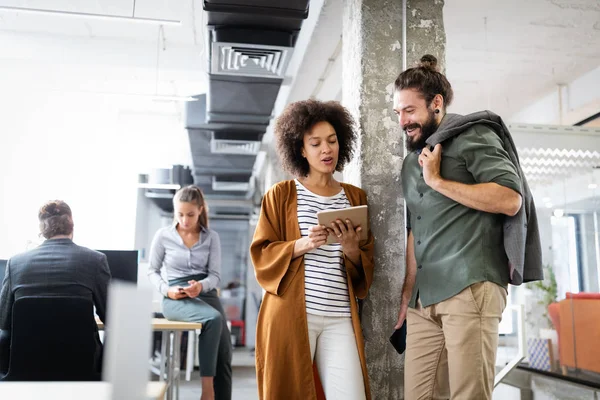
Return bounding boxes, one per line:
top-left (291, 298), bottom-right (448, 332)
top-left (405, 109), bottom-right (439, 152)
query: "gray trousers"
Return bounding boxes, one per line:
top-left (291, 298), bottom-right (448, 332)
top-left (162, 275), bottom-right (232, 400)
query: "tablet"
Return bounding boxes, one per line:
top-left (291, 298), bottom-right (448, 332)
top-left (316, 205), bottom-right (368, 244)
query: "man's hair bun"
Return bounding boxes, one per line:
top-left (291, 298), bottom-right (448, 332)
top-left (419, 54), bottom-right (438, 72)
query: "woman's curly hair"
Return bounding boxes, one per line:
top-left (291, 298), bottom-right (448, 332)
top-left (274, 99), bottom-right (357, 177)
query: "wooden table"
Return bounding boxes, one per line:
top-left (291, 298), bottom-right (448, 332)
top-left (0, 381), bottom-right (167, 399)
top-left (96, 318), bottom-right (202, 331)
top-left (97, 318), bottom-right (202, 400)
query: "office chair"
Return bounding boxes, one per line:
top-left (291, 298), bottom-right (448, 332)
top-left (1, 296), bottom-right (101, 381)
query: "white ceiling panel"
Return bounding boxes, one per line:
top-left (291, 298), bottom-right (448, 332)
top-left (0, 0), bottom-right (198, 43)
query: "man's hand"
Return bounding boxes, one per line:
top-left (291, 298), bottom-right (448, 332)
top-left (394, 303), bottom-right (409, 329)
top-left (181, 280), bottom-right (203, 298)
top-left (167, 286), bottom-right (189, 300)
top-left (418, 144), bottom-right (443, 188)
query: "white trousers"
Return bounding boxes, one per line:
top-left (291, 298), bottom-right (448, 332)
top-left (307, 313), bottom-right (366, 400)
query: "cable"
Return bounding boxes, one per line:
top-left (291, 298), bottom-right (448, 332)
top-left (155, 25), bottom-right (164, 96)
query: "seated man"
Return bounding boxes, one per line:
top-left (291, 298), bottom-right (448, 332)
top-left (0, 200), bottom-right (111, 374)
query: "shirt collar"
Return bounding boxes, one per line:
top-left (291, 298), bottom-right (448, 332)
top-left (171, 222), bottom-right (207, 233)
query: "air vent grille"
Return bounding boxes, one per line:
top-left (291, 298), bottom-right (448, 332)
top-left (212, 176), bottom-right (251, 192)
top-left (211, 139), bottom-right (261, 155)
top-left (211, 42), bottom-right (292, 79)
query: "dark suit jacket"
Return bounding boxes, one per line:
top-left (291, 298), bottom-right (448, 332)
top-left (0, 238), bottom-right (111, 373)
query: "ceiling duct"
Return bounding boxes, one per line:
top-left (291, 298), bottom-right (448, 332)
top-left (206, 75), bottom-right (281, 125)
top-left (205, 28), bottom-right (292, 125)
top-left (212, 42), bottom-right (291, 79)
top-left (188, 129), bottom-right (260, 174)
top-left (184, 93), bottom-right (268, 131)
top-left (140, 165), bottom-right (193, 213)
top-left (210, 131), bottom-right (263, 155)
top-left (212, 174), bottom-right (253, 192)
top-left (210, 28), bottom-right (293, 79)
top-left (181, 0), bottom-right (310, 204)
top-left (203, 0), bottom-right (309, 35)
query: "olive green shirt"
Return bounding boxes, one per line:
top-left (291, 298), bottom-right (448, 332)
top-left (401, 124), bottom-right (522, 308)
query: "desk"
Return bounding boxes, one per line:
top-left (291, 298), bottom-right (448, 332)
top-left (0, 381), bottom-right (167, 399)
top-left (97, 318), bottom-right (202, 400)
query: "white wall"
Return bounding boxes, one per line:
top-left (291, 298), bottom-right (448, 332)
top-left (0, 91), bottom-right (191, 258)
top-left (510, 65), bottom-right (600, 125)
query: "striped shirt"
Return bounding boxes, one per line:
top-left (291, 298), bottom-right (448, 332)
top-left (295, 179), bottom-right (352, 317)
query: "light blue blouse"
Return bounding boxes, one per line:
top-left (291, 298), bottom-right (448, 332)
top-left (147, 225), bottom-right (221, 297)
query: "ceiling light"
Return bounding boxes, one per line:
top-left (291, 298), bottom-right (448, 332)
top-left (137, 183), bottom-right (181, 190)
top-left (545, 203), bottom-right (553, 209)
top-left (77, 91), bottom-right (197, 102)
top-left (589, 183), bottom-right (598, 189)
top-left (0, 6), bottom-right (181, 26)
top-left (542, 197), bottom-right (551, 203)
top-left (553, 209), bottom-right (564, 218)
top-left (150, 95), bottom-right (198, 103)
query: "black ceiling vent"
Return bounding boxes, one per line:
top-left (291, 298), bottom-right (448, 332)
top-left (211, 131), bottom-right (263, 155)
top-left (182, 1), bottom-right (311, 203)
top-left (210, 27), bottom-right (294, 79)
top-left (212, 173), bottom-right (253, 192)
top-left (204, 0), bottom-right (310, 36)
top-left (141, 166), bottom-right (193, 213)
top-left (188, 130), bottom-right (258, 176)
top-left (193, 173), bottom-right (254, 198)
top-left (206, 75), bottom-right (281, 125)
top-left (205, 28), bottom-right (293, 125)
top-left (184, 93), bottom-right (268, 131)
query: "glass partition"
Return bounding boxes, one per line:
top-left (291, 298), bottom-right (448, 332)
top-left (518, 123), bottom-right (600, 386)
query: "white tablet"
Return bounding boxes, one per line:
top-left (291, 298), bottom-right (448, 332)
top-left (316, 205), bottom-right (368, 244)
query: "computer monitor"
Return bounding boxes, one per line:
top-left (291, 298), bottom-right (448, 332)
top-left (0, 259), bottom-right (6, 284)
top-left (97, 250), bottom-right (139, 284)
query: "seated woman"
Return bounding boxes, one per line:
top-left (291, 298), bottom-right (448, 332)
top-left (147, 185), bottom-right (232, 400)
top-left (0, 200), bottom-right (111, 375)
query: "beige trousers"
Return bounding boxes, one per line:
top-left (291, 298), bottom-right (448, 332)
top-left (404, 281), bottom-right (507, 400)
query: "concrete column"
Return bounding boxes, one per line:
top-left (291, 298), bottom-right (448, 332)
top-left (263, 145), bottom-right (291, 193)
top-left (406, 1), bottom-right (447, 72)
top-left (342, 0), bottom-right (445, 398)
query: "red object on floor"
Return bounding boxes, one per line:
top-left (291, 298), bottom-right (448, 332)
top-left (229, 320), bottom-right (245, 346)
top-left (549, 293), bottom-right (600, 374)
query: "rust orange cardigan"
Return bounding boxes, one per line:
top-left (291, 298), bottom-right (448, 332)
top-left (250, 180), bottom-right (375, 400)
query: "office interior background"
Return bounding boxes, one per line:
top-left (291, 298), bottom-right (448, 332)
top-left (0, 0), bottom-right (599, 399)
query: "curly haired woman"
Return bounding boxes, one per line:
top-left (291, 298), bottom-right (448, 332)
top-left (250, 99), bottom-right (375, 400)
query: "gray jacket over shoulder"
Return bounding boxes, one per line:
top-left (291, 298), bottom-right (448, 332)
top-left (425, 110), bottom-right (544, 285)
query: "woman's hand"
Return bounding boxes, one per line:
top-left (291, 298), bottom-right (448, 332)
top-left (327, 219), bottom-right (362, 252)
top-left (328, 219), bottom-right (363, 266)
top-left (167, 286), bottom-right (189, 300)
top-left (293, 224), bottom-right (329, 258)
top-left (181, 280), bottom-right (203, 298)
top-left (306, 225), bottom-right (329, 250)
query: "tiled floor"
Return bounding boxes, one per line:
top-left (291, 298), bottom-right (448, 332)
top-left (177, 366), bottom-right (258, 400)
top-left (176, 348), bottom-right (258, 400)
top-left (175, 349), bottom-right (586, 400)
